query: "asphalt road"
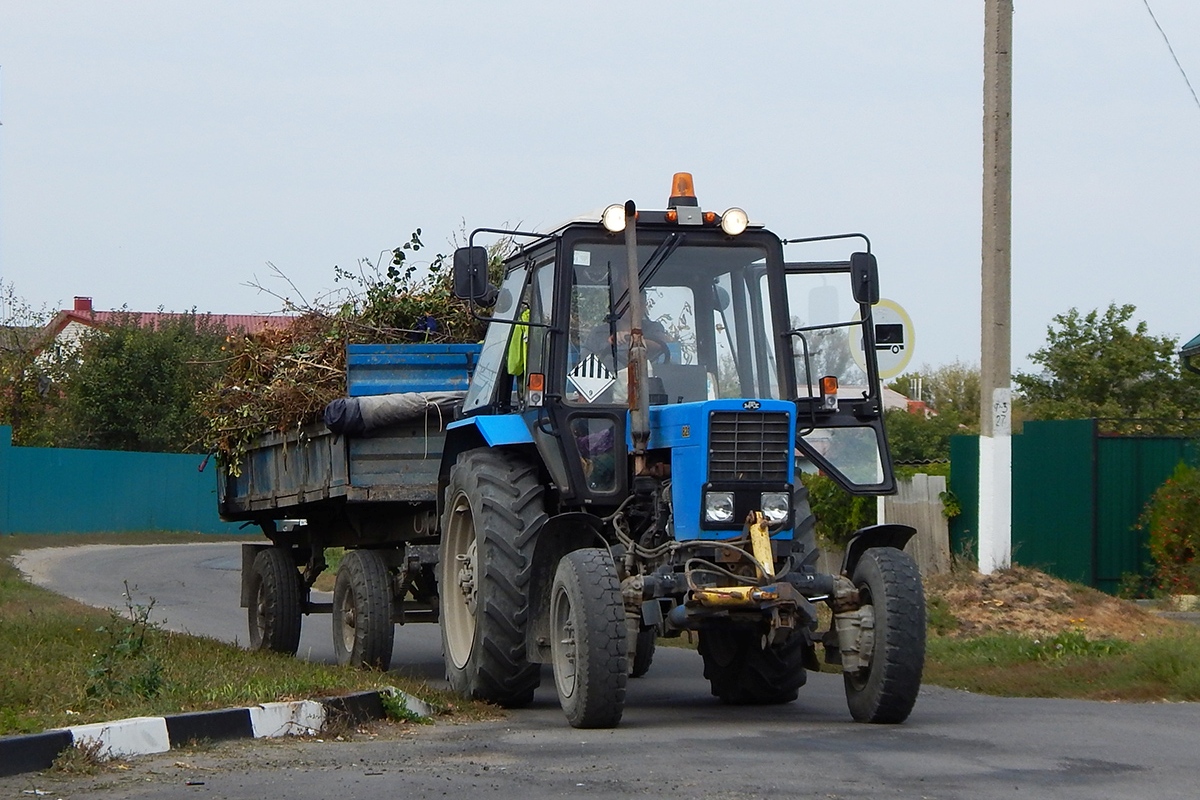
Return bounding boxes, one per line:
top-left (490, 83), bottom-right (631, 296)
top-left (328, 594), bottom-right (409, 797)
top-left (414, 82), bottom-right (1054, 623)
top-left (10, 543), bottom-right (1200, 800)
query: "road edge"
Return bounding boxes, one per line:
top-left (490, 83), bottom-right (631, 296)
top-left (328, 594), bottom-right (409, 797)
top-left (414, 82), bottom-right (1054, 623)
top-left (0, 688), bottom-right (431, 778)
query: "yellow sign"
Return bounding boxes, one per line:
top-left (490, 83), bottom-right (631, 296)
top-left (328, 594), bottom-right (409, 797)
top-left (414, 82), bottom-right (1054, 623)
top-left (851, 298), bottom-right (915, 380)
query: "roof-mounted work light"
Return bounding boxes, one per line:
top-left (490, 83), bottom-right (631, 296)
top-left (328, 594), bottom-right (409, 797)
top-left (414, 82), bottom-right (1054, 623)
top-left (601, 203), bottom-right (627, 232)
top-left (720, 207), bottom-right (749, 236)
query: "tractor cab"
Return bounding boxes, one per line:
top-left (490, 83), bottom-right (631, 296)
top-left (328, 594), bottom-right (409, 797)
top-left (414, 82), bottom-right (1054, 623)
top-left (451, 173), bottom-right (895, 515)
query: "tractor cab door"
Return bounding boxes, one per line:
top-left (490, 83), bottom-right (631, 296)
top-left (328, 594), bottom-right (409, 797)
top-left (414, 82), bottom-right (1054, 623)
top-left (779, 248), bottom-right (896, 494)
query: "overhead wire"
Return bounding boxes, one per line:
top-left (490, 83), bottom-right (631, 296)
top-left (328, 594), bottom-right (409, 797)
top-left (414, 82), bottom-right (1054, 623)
top-left (1140, 0), bottom-right (1200, 114)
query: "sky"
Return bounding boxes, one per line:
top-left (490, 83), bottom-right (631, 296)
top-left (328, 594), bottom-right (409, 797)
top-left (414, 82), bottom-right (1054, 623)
top-left (1, 1), bottom-right (1198, 375)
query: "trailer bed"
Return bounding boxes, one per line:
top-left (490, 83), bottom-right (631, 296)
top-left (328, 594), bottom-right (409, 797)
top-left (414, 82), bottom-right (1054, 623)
top-left (217, 418), bottom-right (449, 520)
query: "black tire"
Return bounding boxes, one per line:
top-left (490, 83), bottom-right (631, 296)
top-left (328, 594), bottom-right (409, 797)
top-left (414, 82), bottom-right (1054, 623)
top-left (791, 481), bottom-right (820, 570)
top-left (629, 625), bottom-right (657, 679)
top-left (440, 449), bottom-right (544, 707)
top-left (332, 549), bottom-right (394, 670)
top-left (843, 547), bottom-right (925, 724)
top-left (550, 548), bottom-right (627, 728)
top-left (247, 547), bottom-right (302, 655)
top-left (699, 627), bottom-right (808, 704)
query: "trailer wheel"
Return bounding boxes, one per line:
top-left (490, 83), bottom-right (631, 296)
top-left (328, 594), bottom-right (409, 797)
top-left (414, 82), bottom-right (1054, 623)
top-left (843, 547), bottom-right (925, 724)
top-left (332, 549), bottom-right (394, 670)
top-left (550, 548), bottom-right (627, 728)
top-left (699, 627), bottom-right (808, 704)
top-left (629, 625), bottom-right (657, 678)
top-left (247, 547), bottom-right (303, 655)
top-left (440, 449), bottom-right (544, 707)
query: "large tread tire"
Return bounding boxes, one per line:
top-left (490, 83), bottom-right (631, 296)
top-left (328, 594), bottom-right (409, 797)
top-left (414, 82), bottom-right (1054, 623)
top-left (629, 625), bottom-right (657, 679)
top-left (844, 547), bottom-right (925, 724)
top-left (440, 449), bottom-right (544, 708)
top-left (699, 627), bottom-right (808, 705)
top-left (332, 549), bottom-right (394, 670)
top-left (247, 547), bottom-right (303, 656)
top-left (550, 548), bottom-right (627, 728)
top-left (791, 482), bottom-right (820, 570)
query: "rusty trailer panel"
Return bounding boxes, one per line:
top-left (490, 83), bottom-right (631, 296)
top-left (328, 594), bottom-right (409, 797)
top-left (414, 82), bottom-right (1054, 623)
top-left (218, 421), bottom-right (444, 520)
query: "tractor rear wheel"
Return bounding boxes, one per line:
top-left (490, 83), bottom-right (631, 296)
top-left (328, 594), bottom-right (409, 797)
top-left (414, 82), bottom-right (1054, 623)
top-left (699, 626), bottom-right (808, 704)
top-left (440, 449), bottom-right (544, 707)
top-left (629, 625), bottom-right (657, 678)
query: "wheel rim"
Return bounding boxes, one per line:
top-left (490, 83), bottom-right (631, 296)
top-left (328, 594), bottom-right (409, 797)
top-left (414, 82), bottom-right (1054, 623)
top-left (250, 578), bottom-right (267, 647)
top-left (846, 582), bottom-right (874, 690)
top-left (338, 583), bottom-right (358, 655)
top-left (551, 583), bottom-right (578, 699)
top-left (444, 491), bottom-right (478, 670)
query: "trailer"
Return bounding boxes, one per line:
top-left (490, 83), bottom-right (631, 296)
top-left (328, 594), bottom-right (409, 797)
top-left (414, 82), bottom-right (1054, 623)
top-left (220, 174), bottom-right (926, 729)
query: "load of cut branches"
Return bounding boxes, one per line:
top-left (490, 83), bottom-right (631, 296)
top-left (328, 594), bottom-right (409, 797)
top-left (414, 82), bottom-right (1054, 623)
top-left (203, 230), bottom-right (497, 472)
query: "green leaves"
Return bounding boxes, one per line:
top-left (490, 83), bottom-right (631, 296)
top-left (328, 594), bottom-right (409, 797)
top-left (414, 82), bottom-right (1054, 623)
top-left (1140, 463), bottom-right (1200, 595)
top-left (1014, 303), bottom-right (1200, 423)
top-left (58, 312), bottom-right (229, 453)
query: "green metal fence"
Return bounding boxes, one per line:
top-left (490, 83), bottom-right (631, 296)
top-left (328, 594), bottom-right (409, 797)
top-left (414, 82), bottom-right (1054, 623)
top-left (0, 425), bottom-right (238, 535)
top-left (951, 420), bottom-right (1200, 593)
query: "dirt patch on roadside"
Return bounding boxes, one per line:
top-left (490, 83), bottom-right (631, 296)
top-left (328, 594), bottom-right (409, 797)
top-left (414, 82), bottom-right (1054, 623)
top-left (925, 566), bottom-right (1182, 641)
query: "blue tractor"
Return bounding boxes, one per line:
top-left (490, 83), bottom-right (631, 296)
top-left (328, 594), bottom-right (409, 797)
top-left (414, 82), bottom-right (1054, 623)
top-left (439, 173), bottom-right (925, 728)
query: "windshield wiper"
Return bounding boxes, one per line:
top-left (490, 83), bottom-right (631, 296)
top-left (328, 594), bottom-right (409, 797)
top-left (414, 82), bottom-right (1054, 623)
top-left (611, 233), bottom-right (684, 317)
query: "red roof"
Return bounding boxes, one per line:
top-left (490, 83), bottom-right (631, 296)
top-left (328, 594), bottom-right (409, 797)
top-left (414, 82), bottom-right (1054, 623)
top-left (46, 297), bottom-right (293, 341)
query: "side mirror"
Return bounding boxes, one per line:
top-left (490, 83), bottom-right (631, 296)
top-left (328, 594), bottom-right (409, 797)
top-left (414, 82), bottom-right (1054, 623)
top-left (849, 252), bottom-right (879, 305)
top-left (452, 246), bottom-right (494, 303)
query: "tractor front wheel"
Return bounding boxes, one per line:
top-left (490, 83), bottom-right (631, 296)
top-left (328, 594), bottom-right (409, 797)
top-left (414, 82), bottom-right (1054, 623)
top-left (550, 548), bottom-right (627, 728)
top-left (843, 547), bottom-right (925, 723)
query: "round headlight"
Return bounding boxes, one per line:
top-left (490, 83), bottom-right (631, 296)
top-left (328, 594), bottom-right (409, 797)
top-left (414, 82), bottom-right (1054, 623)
top-left (720, 207), bottom-right (749, 236)
top-left (601, 204), bottom-right (627, 233)
top-left (704, 491), bottom-right (736, 523)
top-left (760, 492), bottom-right (790, 524)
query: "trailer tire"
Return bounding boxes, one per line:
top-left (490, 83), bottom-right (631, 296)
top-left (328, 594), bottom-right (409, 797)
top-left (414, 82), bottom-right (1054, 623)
top-left (332, 549), bottom-right (394, 670)
top-left (440, 449), bottom-right (544, 707)
top-left (247, 547), bottom-right (303, 656)
top-left (843, 547), bottom-right (925, 724)
top-left (699, 627), bottom-right (808, 705)
top-left (550, 548), bottom-right (627, 728)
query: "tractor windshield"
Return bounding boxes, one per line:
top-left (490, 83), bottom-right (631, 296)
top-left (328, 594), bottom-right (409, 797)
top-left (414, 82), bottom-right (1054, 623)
top-left (565, 237), bottom-right (777, 406)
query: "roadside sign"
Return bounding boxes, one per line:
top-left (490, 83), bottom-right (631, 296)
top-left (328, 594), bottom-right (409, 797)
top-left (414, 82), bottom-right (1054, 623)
top-left (851, 298), bottom-right (914, 380)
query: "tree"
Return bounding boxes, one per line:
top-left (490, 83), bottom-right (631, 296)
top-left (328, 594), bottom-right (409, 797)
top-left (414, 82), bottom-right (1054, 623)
top-left (890, 360), bottom-right (981, 426)
top-left (1014, 304), bottom-right (1200, 423)
top-left (884, 408), bottom-right (967, 463)
top-left (883, 361), bottom-right (980, 462)
top-left (58, 312), bottom-right (229, 453)
top-left (0, 281), bottom-right (65, 445)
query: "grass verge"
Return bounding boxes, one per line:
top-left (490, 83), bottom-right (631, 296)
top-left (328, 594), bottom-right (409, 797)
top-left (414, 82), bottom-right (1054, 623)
top-left (0, 532), bottom-right (488, 737)
top-left (923, 629), bottom-right (1200, 702)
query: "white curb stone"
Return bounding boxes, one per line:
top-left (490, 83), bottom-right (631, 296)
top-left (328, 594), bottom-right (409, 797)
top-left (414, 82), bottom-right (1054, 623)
top-left (67, 716), bottom-right (171, 759)
top-left (249, 700), bottom-right (327, 738)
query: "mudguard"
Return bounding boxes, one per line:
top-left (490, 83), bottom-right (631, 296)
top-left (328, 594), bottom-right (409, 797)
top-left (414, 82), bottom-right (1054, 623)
top-left (524, 511), bottom-right (608, 664)
top-left (840, 523), bottom-right (917, 578)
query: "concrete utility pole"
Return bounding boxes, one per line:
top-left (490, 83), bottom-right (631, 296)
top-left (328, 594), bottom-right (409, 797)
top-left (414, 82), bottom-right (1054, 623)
top-left (979, 0), bottom-right (1013, 574)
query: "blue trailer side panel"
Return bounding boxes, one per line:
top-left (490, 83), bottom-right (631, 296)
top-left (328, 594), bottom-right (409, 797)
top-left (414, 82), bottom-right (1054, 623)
top-left (347, 344), bottom-right (481, 396)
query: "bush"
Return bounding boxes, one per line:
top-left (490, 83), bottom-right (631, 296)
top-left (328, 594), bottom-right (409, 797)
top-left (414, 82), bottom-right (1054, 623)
top-left (801, 472), bottom-right (875, 549)
top-left (1140, 463), bottom-right (1200, 595)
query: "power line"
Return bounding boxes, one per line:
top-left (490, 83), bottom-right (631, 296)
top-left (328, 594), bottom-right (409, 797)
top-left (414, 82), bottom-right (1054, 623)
top-left (1140, 0), bottom-right (1200, 114)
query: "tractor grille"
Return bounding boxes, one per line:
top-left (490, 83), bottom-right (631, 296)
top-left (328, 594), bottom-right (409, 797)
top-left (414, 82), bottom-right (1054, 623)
top-left (708, 411), bottom-right (790, 482)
